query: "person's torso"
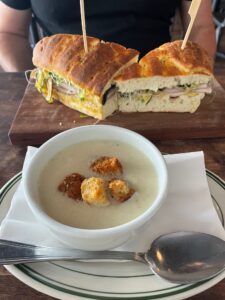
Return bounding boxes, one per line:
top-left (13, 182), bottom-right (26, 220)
top-left (31, 0), bottom-right (180, 54)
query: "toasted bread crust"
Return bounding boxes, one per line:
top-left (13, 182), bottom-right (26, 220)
top-left (81, 177), bottom-right (110, 206)
top-left (90, 157), bottom-right (123, 175)
top-left (108, 179), bottom-right (135, 202)
top-left (116, 40), bottom-right (213, 81)
top-left (58, 173), bottom-right (85, 200)
top-left (33, 34), bottom-right (139, 96)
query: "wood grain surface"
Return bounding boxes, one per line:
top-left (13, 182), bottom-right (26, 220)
top-left (8, 77), bottom-right (225, 146)
top-left (1, 65), bottom-right (225, 299)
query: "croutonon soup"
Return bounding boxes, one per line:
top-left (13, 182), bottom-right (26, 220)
top-left (38, 140), bottom-right (158, 229)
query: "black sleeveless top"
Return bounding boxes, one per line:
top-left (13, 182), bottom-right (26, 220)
top-left (2, 0), bottom-right (182, 54)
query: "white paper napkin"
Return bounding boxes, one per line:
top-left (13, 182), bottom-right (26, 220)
top-left (0, 147), bottom-right (225, 251)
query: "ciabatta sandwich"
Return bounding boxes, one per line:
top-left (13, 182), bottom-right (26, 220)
top-left (115, 40), bottom-right (213, 113)
top-left (32, 34), bottom-right (139, 119)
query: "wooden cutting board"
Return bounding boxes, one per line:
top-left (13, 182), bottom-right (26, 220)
top-left (9, 80), bottom-right (225, 145)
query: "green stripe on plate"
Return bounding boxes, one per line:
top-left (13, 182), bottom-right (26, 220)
top-left (206, 170), bottom-right (225, 189)
top-left (50, 261), bottom-right (154, 278)
top-left (17, 264), bottom-right (213, 299)
top-left (0, 173), bottom-right (21, 204)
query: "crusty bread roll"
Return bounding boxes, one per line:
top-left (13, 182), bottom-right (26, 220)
top-left (32, 34), bottom-right (139, 119)
top-left (32, 37), bottom-right (214, 118)
top-left (115, 40), bottom-right (213, 113)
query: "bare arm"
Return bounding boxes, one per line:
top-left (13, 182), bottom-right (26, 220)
top-left (180, 0), bottom-right (216, 58)
top-left (0, 1), bottom-right (33, 71)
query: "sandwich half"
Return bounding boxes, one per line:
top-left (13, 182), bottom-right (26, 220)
top-left (115, 40), bottom-right (213, 113)
top-left (32, 34), bottom-right (139, 119)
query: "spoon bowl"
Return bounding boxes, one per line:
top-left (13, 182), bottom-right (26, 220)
top-left (147, 231), bottom-right (225, 283)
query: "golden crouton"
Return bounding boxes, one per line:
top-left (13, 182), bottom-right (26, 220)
top-left (90, 156), bottom-right (123, 176)
top-left (81, 177), bottom-right (110, 206)
top-left (58, 173), bottom-right (85, 200)
top-left (108, 179), bottom-right (135, 202)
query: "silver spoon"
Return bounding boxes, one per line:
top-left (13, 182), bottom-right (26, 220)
top-left (1, 231), bottom-right (225, 284)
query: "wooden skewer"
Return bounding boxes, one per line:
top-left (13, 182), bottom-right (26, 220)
top-left (80, 0), bottom-right (88, 53)
top-left (181, 0), bottom-right (202, 50)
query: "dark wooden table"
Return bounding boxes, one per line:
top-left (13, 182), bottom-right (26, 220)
top-left (1, 67), bottom-right (225, 299)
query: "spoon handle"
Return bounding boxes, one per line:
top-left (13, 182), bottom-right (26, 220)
top-left (0, 239), bottom-right (144, 265)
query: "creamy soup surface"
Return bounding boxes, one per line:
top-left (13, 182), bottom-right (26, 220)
top-left (38, 140), bottom-right (158, 229)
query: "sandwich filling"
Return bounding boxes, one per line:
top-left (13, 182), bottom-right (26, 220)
top-left (33, 68), bottom-right (118, 119)
top-left (118, 81), bottom-right (212, 104)
top-left (35, 68), bottom-right (95, 103)
top-left (34, 68), bottom-right (213, 115)
top-left (34, 68), bottom-right (118, 104)
top-left (115, 74), bottom-right (213, 113)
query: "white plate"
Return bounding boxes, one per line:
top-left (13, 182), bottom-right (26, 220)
top-left (0, 171), bottom-right (225, 300)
